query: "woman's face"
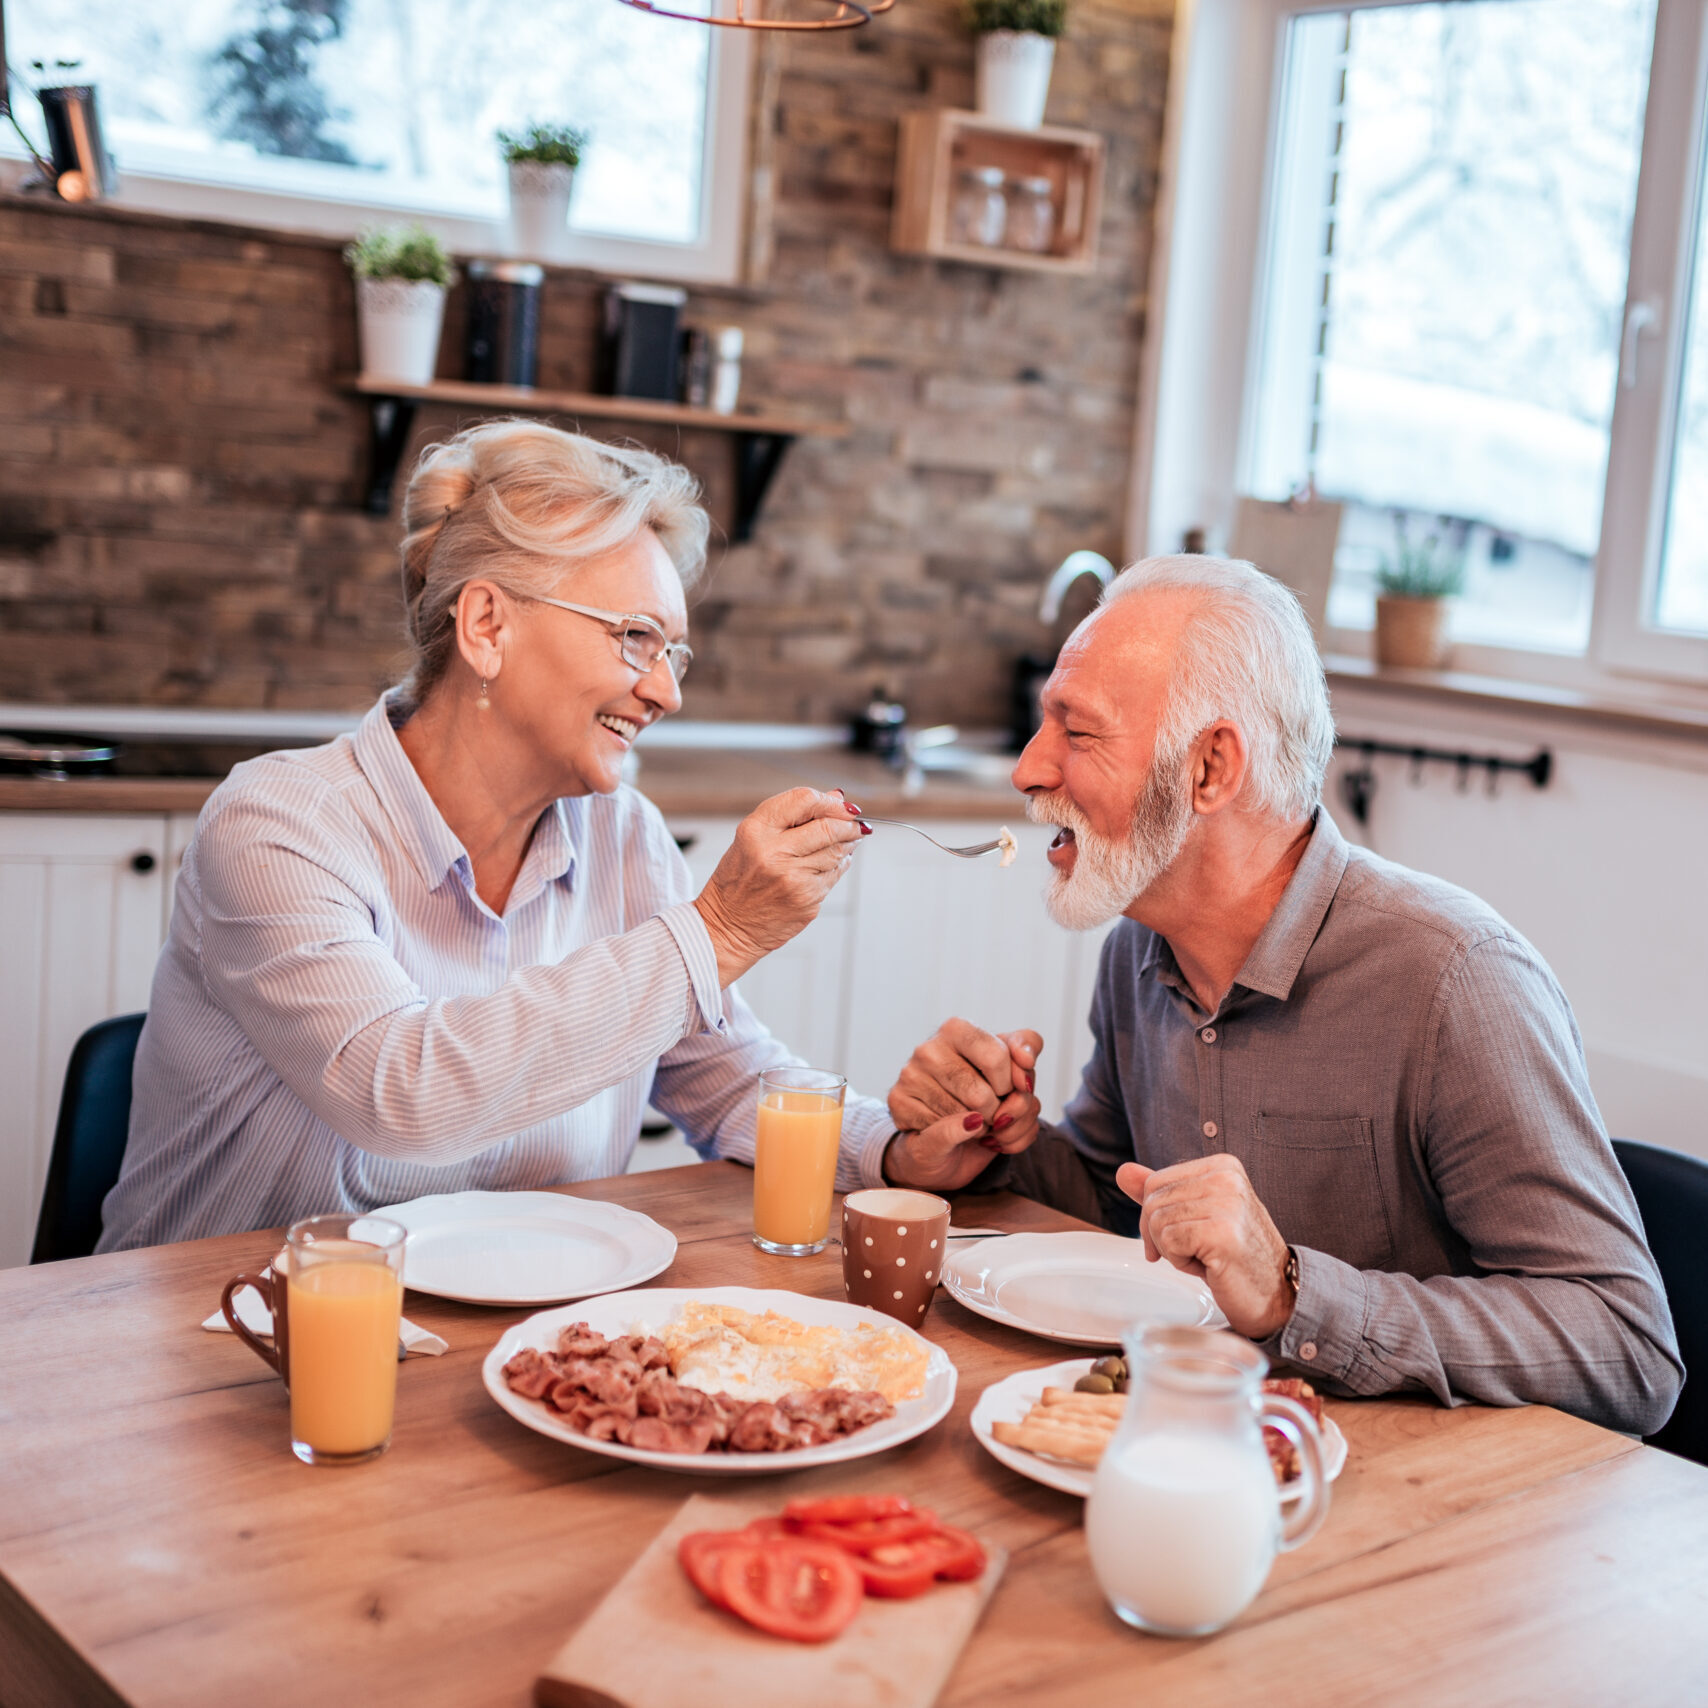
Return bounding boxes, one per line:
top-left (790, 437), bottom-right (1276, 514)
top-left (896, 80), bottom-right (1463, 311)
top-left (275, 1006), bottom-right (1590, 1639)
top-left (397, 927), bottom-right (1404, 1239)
top-left (494, 527), bottom-right (689, 798)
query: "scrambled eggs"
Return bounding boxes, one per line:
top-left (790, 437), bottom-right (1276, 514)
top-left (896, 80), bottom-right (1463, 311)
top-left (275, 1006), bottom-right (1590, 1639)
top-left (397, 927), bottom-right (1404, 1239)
top-left (660, 1302), bottom-right (928, 1404)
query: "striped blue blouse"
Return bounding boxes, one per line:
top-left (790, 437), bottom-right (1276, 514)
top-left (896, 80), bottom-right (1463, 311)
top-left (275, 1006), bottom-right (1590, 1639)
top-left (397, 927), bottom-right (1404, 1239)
top-left (98, 695), bottom-right (894, 1250)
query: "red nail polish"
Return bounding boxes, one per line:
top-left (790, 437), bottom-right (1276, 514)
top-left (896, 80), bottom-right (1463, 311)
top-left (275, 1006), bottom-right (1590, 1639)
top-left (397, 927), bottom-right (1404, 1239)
top-left (1019, 1071), bottom-right (1033, 1092)
top-left (962, 1112), bottom-right (984, 1132)
top-left (859, 823), bottom-right (872, 836)
top-left (993, 1113), bottom-right (1014, 1132)
top-left (846, 802), bottom-right (864, 814)
top-left (979, 1136), bottom-right (1001, 1149)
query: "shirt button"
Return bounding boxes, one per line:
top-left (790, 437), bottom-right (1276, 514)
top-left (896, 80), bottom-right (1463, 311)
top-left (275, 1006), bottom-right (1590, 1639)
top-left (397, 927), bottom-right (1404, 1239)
top-left (1299, 1341), bottom-right (1318, 1361)
top-left (1201, 1027), bottom-right (1217, 1043)
top-left (1202, 1121), bottom-right (1218, 1138)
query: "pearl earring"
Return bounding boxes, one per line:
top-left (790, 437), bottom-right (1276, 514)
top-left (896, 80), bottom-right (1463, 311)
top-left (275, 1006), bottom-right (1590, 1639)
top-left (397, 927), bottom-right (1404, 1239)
top-left (476, 677), bottom-right (491, 710)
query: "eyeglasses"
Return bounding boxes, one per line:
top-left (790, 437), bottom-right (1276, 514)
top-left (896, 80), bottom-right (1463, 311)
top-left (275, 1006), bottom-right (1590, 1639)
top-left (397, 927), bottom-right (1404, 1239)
top-left (533, 596), bottom-right (693, 684)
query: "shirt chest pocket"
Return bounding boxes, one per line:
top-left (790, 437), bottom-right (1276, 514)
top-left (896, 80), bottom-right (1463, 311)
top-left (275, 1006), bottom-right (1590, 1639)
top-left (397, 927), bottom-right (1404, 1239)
top-left (1236, 1114), bottom-right (1395, 1272)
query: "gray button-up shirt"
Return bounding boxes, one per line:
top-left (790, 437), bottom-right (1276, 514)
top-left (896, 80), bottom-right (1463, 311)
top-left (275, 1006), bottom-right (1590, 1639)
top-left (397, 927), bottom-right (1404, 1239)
top-left (1003, 809), bottom-right (1682, 1437)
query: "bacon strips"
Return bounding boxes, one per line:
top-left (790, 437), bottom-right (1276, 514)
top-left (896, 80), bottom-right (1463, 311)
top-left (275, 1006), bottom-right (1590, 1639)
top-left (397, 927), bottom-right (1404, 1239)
top-left (502, 1322), bottom-right (895, 1455)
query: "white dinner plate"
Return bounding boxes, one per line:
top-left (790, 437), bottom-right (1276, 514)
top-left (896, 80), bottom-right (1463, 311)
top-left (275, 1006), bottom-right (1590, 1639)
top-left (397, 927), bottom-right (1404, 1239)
top-left (970, 1358), bottom-right (1349, 1502)
top-left (371, 1190), bottom-right (677, 1306)
top-left (940, 1231), bottom-right (1226, 1346)
top-left (482, 1285), bottom-right (958, 1475)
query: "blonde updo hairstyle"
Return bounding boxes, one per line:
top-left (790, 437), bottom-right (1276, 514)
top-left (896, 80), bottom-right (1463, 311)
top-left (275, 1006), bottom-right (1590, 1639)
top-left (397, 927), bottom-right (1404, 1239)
top-left (397, 419), bottom-right (710, 703)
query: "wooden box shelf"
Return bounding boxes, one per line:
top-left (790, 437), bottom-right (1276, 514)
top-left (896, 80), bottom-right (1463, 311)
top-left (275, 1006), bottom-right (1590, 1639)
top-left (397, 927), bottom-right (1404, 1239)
top-left (891, 109), bottom-right (1105, 275)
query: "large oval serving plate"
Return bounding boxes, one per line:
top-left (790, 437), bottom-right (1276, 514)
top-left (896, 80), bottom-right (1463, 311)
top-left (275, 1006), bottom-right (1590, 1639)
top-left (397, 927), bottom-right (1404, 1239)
top-left (483, 1285), bottom-right (958, 1475)
top-left (970, 1358), bottom-right (1347, 1503)
top-left (941, 1231), bottom-right (1224, 1346)
top-left (372, 1190), bottom-right (677, 1306)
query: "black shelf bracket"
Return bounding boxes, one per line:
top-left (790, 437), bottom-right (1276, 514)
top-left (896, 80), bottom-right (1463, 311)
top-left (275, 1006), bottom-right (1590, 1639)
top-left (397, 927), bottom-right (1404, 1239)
top-left (362, 397), bottom-right (419, 516)
top-left (732, 430), bottom-right (795, 545)
top-left (356, 393), bottom-right (800, 542)
top-left (1335, 736), bottom-right (1553, 827)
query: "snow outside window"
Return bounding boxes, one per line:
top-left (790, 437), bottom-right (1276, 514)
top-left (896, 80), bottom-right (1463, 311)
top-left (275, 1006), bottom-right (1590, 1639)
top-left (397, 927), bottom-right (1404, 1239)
top-left (1245, 0), bottom-right (1659, 656)
top-left (4, 0), bottom-right (742, 275)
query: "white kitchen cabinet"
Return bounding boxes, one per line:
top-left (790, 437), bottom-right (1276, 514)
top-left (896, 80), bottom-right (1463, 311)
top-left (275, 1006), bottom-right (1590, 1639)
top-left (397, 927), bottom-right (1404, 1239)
top-left (0, 814), bottom-right (170, 1268)
top-left (663, 813), bottom-right (1110, 1118)
top-left (665, 816), bottom-right (855, 1074)
top-left (840, 820), bottom-right (1106, 1119)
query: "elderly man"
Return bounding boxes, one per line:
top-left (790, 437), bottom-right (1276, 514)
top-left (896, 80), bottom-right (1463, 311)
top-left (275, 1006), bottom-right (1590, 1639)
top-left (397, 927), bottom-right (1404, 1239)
top-left (882, 554), bottom-right (1681, 1437)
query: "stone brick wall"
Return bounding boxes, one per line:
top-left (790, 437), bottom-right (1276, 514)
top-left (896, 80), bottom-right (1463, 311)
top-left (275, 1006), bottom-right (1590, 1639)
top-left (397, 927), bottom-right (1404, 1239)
top-left (0, 0), bottom-right (1171, 725)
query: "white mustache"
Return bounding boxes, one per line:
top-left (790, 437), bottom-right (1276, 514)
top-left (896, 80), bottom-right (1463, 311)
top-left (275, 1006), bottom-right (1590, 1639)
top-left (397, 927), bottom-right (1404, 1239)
top-left (1025, 792), bottom-right (1088, 832)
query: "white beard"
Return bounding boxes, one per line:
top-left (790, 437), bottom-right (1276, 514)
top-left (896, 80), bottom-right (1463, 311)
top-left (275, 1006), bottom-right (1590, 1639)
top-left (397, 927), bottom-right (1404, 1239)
top-left (1027, 760), bottom-right (1195, 931)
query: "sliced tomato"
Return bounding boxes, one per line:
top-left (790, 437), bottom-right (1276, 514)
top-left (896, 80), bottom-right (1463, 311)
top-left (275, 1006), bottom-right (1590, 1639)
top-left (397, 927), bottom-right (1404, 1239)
top-left (917, 1525), bottom-right (986, 1582)
top-left (793, 1510), bottom-right (941, 1554)
top-left (679, 1529), bottom-right (749, 1609)
top-left (852, 1538), bottom-right (939, 1599)
top-left (739, 1515), bottom-right (793, 1542)
top-left (718, 1539), bottom-right (865, 1644)
top-left (782, 1494), bottom-right (915, 1527)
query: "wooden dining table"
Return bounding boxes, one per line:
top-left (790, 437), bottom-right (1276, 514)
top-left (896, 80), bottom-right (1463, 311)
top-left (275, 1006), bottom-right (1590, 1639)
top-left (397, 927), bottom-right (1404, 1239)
top-left (3, 1160), bottom-right (1706, 1708)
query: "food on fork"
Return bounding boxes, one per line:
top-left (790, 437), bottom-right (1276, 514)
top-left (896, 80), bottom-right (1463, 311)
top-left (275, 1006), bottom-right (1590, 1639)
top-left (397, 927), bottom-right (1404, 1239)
top-left (679, 1495), bottom-right (988, 1641)
top-left (992, 1376), bottom-right (1324, 1484)
top-left (996, 826), bottom-right (1019, 868)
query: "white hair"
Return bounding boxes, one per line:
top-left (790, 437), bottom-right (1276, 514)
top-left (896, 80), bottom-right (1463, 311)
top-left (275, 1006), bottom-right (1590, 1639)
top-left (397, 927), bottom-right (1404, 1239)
top-left (1099, 554), bottom-right (1334, 820)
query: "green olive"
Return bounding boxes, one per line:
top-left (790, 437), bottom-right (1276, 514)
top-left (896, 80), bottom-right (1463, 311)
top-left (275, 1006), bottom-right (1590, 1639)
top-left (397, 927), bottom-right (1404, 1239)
top-left (1092, 1356), bottom-right (1126, 1381)
top-left (1074, 1372), bottom-right (1117, 1394)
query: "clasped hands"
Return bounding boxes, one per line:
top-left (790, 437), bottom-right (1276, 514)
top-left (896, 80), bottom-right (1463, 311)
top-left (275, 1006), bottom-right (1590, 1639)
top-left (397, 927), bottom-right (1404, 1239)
top-left (884, 1018), bottom-right (1297, 1340)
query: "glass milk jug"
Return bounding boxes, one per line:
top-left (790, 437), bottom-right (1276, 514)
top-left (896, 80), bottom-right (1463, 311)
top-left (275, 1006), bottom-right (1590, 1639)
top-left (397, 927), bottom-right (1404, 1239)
top-left (1085, 1325), bottom-right (1329, 1636)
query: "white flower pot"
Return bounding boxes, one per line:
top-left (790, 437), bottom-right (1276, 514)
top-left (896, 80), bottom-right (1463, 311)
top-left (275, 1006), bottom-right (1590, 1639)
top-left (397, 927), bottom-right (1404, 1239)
top-left (975, 31), bottom-right (1057, 130)
top-left (507, 160), bottom-right (576, 260)
top-left (355, 278), bottom-right (446, 386)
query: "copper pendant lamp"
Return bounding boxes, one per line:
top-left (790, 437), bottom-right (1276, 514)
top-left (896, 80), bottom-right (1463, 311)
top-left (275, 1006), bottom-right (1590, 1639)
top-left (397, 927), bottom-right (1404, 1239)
top-left (614, 0), bottom-right (894, 31)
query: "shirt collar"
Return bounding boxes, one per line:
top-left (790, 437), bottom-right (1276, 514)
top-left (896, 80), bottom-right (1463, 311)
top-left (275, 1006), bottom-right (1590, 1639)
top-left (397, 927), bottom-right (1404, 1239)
top-left (352, 695), bottom-right (583, 900)
top-left (1231, 806), bottom-right (1351, 1001)
top-left (350, 694), bottom-right (473, 893)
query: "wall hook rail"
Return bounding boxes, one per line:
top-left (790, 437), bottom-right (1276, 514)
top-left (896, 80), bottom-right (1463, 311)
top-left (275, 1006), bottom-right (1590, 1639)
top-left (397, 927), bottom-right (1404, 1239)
top-left (1334, 737), bottom-right (1552, 826)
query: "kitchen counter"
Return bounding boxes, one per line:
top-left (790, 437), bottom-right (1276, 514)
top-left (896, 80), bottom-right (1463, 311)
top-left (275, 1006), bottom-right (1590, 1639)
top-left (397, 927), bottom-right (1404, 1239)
top-left (0, 733), bottom-right (1025, 821)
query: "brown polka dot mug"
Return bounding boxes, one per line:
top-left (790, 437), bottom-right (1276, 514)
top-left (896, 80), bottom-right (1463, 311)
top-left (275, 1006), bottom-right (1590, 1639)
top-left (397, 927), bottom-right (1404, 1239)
top-left (842, 1188), bottom-right (952, 1325)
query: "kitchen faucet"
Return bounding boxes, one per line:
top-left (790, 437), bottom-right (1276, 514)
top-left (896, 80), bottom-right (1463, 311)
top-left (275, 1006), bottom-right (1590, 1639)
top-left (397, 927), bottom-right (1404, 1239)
top-left (1038, 550), bottom-right (1115, 623)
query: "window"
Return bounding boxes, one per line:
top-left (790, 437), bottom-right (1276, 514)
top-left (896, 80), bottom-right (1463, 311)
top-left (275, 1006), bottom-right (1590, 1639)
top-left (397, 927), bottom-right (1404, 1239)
top-left (2, 0), bottom-right (751, 282)
top-left (1137, 0), bottom-right (1708, 689)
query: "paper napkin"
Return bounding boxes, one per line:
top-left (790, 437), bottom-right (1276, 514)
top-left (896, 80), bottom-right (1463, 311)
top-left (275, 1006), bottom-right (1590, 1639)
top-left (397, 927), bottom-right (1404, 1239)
top-left (202, 1277), bottom-right (448, 1356)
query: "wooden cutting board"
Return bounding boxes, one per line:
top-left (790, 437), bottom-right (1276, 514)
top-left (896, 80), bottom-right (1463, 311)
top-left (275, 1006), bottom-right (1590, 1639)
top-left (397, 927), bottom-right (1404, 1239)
top-left (534, 1493), bottom-right (1007, 1708)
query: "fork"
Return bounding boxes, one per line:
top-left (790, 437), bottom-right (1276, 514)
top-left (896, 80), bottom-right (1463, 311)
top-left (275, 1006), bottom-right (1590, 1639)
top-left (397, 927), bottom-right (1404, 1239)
top-left (856, 818), bottom-right (1005, 859)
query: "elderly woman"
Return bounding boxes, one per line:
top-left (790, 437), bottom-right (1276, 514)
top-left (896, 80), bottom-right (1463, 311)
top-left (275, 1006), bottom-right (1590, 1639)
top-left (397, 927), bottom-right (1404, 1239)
top-left (98, 421), bottom-right (893, 1250)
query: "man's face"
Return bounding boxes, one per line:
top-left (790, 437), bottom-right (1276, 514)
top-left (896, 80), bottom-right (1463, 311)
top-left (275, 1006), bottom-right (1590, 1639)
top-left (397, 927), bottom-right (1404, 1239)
top-left (1012, 592), bottom-right (1200, 930)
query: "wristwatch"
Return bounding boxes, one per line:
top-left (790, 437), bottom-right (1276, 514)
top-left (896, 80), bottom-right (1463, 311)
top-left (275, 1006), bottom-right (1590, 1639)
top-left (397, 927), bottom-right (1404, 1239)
top-left (1283, 1245), bottom-right (1301, 1301)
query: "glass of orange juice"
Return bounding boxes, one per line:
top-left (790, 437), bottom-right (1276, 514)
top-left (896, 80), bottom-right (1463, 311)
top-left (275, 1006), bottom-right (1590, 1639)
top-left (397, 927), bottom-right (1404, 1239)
top-left (282, 1215), bottom-right (405, 1465)
top-left (753, 1066), bottom-right (847, 1255)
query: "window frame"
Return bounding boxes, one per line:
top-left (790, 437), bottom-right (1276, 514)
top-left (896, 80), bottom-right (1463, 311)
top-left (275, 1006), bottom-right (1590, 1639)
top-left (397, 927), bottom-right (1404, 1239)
top-left (1130, 0), bottom-right (1708, 697)
top-left (0, 17), bottom-right (753, 286)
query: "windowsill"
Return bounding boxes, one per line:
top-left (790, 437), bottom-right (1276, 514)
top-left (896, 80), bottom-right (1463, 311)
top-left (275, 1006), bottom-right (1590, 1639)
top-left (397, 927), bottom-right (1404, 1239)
top-left (0, 178), bottom-right (774, 299)
top-left (1322, 652), bottom-right (1708, 742)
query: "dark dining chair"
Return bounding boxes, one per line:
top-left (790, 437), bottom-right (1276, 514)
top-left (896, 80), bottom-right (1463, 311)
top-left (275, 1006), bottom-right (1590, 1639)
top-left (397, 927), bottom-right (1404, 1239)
top-left (30, 1012), bottom-right (146, 1265)
top-left (1612, 1136), bottom-right (1708, 1468)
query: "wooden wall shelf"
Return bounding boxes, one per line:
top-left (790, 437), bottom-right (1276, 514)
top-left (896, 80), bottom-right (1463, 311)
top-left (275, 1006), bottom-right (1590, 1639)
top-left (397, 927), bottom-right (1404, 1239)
top-left (891, 109), bottom-right (1105, 276)
top-left (340, 377), bottom-right (847, 541)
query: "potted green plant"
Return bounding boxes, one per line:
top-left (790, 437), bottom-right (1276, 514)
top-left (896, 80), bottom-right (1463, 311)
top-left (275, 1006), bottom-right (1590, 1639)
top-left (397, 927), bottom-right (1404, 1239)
top-left (500, 123), bottom-right (587, 259)
top-left (1373, 523), bottom-right (1466, 669)
top-left (345, 225), bottom-right (455, 387)
top-left (965, 0), bottom-right (1068, 130)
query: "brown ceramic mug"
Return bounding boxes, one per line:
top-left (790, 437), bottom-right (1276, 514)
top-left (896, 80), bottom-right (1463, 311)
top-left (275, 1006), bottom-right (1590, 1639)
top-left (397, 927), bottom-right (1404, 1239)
top-left (842, 1188), bottom-right (952, 1325)
top-left (221, 1248), bottom-right (293, 1385)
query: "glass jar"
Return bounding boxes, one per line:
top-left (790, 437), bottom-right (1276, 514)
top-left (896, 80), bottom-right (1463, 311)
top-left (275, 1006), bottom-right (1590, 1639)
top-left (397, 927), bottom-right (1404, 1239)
top-left (1006, 175), bottom-right (1056, 254)
top-left (1084, 1325), bottom-right (1329, 1637)
top-left (951, 165), bottom-right (1008, 249)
